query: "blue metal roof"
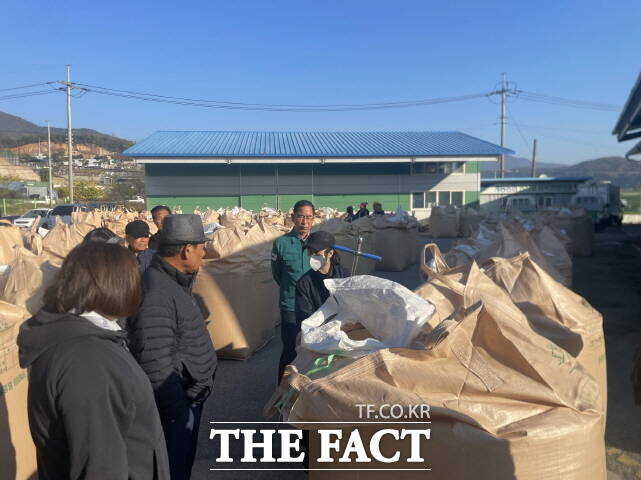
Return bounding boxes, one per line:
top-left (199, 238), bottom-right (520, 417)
top-left (613, 71), bottom-right (641, 142)
top-left (482, 176), bottom-right (591, 184)
top-left (123, 131), bottom-right (513, 158)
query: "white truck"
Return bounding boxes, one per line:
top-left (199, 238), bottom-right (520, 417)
top-left (571, 180), bottom-right (623, 229)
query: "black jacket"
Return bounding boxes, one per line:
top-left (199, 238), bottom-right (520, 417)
top-left (295, 264), bottom-right (347, 324)
top-left (136, 248), bottom-right (155, 275)
top-left (128, 255), bottom-right (217, 419)
top-left (17, 311), bottom-right (170, 480)
top-left (148, 232), bottom-right (161, 250)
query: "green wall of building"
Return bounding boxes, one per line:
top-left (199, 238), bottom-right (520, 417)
top-left (465, 190), bottom-right (480, 208)
top-left (145, 161), bottom-right (480, 212)
top-left (465, 161), bottom-right (480, 174)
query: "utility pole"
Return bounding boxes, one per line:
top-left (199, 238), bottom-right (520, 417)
top-left (499, 73), bottom-right (507, 178)
top-left (47, 121), bottom-right (53, 206)
top-left (531, 139), bottom-right (538, 177)
top-left (65, 65), bottom-right (74, 203)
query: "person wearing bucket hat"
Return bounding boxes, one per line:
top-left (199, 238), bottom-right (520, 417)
top-left (125, 220), bottom-right (154, 275)
top-left (128, 214), bottom-right (216, 480)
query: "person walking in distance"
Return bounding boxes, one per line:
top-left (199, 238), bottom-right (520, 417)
top-left (356, 202), bottom-right (370, 218)
top-left (149, 205), bottom-right (172, 250)
top-left (271, 200), bottom-right (314, 380)
top-left (128, 214), bottom-right (217, 480)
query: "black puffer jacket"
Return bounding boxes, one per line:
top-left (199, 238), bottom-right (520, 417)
top-left (18, 311), bottom-right (170, 480)
top-left (128, 255), bottom-right (217, 419)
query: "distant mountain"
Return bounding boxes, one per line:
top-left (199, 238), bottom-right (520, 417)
top-left (482, 155), bottom-right (641, 189)
top-left (0, 111), bottom-right (133, 153)
top-left (480, 156), bottom-right (564, 177)
top-left (545, 156), bottom-right (641, 189)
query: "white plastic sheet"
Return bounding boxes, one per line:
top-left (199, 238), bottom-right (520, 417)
top-left (300, 275), bottom-right (435, 357)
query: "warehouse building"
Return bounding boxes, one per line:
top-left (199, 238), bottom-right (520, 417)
top-left (123, 131), bottom-right (512, 216)
top-left (480, 176), bottom-right (591, 212)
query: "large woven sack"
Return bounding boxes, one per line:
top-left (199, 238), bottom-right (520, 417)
top-left (417, 257), bottom-right (585, 362)
top-left (19, 218), bottom-right (43, 257)
top-left (202, 208), bottom-right (220, 225)
top-left (372, 215), bottom-right (415, 272)
top-left (219, 208), bottom-right (254, 229)
top-left (193, 264), bottom-right (278, 360)
top-left (42, 218), bottom-right (94, 259)
top-left (71, 209), bottom-right (103, 228)
top-left (1, 248), bottom-right (60, 315)
top-left (474, 223), bottom-right (568, 287)
top-left (0, 300), bottom-right (37, 480)
top-left (0, 226), bottom-right (24, 265)
top-left (429, 206), bottom-right (460, 238)
top-left (259, 208), bottom-right (285, 226)
top-left (539, 208), bottom-right (594, 257)
top-left (530, 225), bottom-right (573, 287)
top-left (269, 263), bottom-right (604, 479)
top-left (482, 253), bottom-right (606, 416)
top-left (203, 222), bottom-right (285, 271)
top-left (459, 208), bottom-right (484, 237)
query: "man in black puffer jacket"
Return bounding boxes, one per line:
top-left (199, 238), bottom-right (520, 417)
top-left (128, 214), bottom-right (217, 480)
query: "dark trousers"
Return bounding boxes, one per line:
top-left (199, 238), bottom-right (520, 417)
top-left (161, 401), bottom-right (204, 480)
top-left (278, 311), bottom-right (299, 381)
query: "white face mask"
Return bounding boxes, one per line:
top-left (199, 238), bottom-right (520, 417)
top-left (309, 254), bottom-right (327, 271)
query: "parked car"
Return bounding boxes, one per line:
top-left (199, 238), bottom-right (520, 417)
top-left (41, 204), bottom-right (89, 229)
top-left (0, 216), bottom-right (20, 224)
top-left (13, 208), bottom-right (52, 229)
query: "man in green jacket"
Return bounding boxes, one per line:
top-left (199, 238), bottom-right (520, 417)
top-left (271, 199), bottom-right (314, 380)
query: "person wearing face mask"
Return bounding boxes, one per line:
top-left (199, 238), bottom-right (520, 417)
top-left (295, 230), bottom-right (347, 327)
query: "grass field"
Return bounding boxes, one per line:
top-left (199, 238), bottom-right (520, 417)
top-left (0, 198), bottom-right (50, 217)
top-left (622, 191), bottom-right (641, 214)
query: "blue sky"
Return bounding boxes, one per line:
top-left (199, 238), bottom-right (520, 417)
top-left (3, 0), bottom-right (639, 164)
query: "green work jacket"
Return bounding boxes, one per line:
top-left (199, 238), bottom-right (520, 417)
top-left (271, 231), bottom-right (311, 312)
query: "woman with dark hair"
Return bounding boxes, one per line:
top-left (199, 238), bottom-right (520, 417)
top-left (295, 230), bottom-right (347, 325)
top-left (17, 242), bottom-right (170, 480)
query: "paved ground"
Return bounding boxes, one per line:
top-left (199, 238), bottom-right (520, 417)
top-left (192, 227), bottom-right (641, 479)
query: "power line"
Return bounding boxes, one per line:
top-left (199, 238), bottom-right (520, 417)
top-left (516, 90), bottom-right (620, 112)
top-left (72, 81), bottom-right (493, 109)
top-left (0, 82), bottom-right (52, 92)
top-left (513, 124), bottom-right (605, 135)
top-left (507, 113), bottom-right (533, 155)
top-left (84, 87), bottom-right (492, 112)
top-left (0, 90), bottom-right (61, 101)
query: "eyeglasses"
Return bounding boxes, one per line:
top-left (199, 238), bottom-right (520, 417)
top-left (294, 215), bottom-right (314, 221)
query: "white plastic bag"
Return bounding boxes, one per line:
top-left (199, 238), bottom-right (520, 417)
top-left (300, 275), bottom-right (435, 357)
